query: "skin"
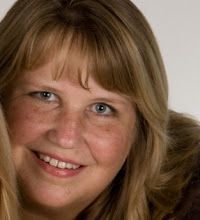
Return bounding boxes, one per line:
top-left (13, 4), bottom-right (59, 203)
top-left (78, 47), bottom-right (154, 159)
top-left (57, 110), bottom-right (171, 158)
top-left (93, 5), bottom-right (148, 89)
top-left (5, 61), bottom-right (136, 220)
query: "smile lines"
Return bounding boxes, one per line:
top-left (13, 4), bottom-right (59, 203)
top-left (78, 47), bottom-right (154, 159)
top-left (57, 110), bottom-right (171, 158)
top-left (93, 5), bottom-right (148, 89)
top-left (38, 153), bottom-right (80, 170)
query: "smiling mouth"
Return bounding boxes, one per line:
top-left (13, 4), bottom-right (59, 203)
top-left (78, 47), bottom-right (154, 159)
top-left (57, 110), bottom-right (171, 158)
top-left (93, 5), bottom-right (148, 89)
top-left (35, 152), bottom-right (81, 170)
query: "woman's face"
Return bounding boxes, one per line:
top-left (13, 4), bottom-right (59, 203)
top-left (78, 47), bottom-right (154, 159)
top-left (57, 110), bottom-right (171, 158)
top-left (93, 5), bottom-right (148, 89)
top-left (5, 61), bottom-right (136, 215)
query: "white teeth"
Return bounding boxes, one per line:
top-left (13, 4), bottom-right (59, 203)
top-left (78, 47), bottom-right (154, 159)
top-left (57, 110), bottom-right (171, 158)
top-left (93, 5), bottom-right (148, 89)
top-left (66, 163), bottom-right (73, 169)
top-left (57, 161), bottom-right (66, 169)
top-left (49, 158), bottom-right (58, 167)
top-left (72, 164), bottom-right (79, 169)
top-left (44, 155), bottom-right (50, 163)
top-left (38, 153), bottom-right (80, 170)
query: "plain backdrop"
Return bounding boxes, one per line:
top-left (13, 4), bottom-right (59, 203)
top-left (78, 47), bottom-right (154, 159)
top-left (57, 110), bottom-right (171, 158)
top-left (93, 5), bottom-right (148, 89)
top-left (0, 0), bottom-right (200, 120)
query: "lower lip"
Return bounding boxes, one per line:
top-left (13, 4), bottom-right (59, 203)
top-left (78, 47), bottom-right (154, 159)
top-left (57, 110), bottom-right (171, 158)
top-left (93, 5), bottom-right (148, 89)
top-left (33, 152), bottom-right (84, 178)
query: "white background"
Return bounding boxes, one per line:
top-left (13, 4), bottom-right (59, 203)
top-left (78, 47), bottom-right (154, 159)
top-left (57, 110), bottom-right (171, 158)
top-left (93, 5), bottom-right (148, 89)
top-left (1, 0), bottom-right (200, 120)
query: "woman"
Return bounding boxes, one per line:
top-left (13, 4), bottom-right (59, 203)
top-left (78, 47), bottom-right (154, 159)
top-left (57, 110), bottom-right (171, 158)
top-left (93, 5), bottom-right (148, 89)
top-left (0, 106), bottom-right (18, 220)
top-left (0, 0), bottom-right (200, 219)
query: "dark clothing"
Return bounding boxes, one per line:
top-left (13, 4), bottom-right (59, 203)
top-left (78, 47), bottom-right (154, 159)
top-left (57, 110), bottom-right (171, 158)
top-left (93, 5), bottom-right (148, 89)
top-left (174, 180), bottom-right (200, 219)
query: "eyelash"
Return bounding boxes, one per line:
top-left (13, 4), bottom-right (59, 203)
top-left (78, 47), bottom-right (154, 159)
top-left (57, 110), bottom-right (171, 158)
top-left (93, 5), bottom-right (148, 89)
top-left (90, 103), bottom-right (116, 116)
top-left (28, 91), bottom-right (58, 102)
top-left (28, 91), bottom-right (117, 116)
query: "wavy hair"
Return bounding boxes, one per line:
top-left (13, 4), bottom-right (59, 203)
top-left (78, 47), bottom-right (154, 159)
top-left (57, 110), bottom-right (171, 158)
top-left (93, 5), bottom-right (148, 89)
top-left (0, 106), bottom-right (18, 220)
top-left (0, 0), bottom-right (199, 219)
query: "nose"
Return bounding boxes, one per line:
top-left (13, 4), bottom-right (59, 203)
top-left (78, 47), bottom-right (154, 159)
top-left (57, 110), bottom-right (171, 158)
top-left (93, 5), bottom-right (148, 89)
top-left (47, 110), bottom-right (85, 149)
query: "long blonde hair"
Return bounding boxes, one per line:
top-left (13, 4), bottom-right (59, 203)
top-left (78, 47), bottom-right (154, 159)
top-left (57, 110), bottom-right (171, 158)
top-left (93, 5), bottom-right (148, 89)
top-left (0, 106), bottom-right (18, 220)
top-left (0, 0), bottom-right (199, 219)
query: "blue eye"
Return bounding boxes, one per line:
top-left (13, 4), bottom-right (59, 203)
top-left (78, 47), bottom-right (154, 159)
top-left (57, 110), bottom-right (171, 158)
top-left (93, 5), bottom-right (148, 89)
top-left (91, 103), bottom-right (114, 116)
top-left (30, 91), bottom-right (58, 102)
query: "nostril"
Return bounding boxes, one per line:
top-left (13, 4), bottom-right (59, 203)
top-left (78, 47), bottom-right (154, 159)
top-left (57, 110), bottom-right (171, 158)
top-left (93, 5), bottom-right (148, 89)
top-left (46, 129), bottom-right (57, 144)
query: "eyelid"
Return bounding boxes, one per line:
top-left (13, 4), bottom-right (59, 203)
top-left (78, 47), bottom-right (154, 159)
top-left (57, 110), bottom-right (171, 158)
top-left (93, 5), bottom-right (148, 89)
top-left (28, 91), bottom-right (59, 102)
top-left (90, 102), bottom-right (117, 116)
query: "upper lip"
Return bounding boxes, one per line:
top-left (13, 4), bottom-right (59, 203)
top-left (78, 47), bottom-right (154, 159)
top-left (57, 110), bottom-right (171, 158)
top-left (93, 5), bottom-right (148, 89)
top-left (33, 150), bottom-right (84, 166)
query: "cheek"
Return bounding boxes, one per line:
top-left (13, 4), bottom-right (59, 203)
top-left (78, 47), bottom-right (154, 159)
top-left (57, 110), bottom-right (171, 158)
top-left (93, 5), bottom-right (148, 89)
top-left (87, 121), bottom-right (135, 168)
top-left (5, 101), bottom-right (49, 145)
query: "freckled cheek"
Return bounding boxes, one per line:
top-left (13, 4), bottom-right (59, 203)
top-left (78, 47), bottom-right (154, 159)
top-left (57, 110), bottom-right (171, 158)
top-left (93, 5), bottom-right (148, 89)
top-left (85, 122), bottom-right (133, 166)
top-left (6, 102), bottom-right (53, 145)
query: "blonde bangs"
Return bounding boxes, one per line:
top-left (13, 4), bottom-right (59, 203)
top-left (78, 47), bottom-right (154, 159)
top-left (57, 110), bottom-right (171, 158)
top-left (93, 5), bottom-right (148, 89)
top-left (15, 21), bottom-right (138, 95)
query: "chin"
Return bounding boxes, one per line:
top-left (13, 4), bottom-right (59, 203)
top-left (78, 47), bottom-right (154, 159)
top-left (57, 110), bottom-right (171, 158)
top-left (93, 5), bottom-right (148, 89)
top-left (20, 186), bottom-right (86, 219)
top-left (18, 181), bottom-right (73, 210)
